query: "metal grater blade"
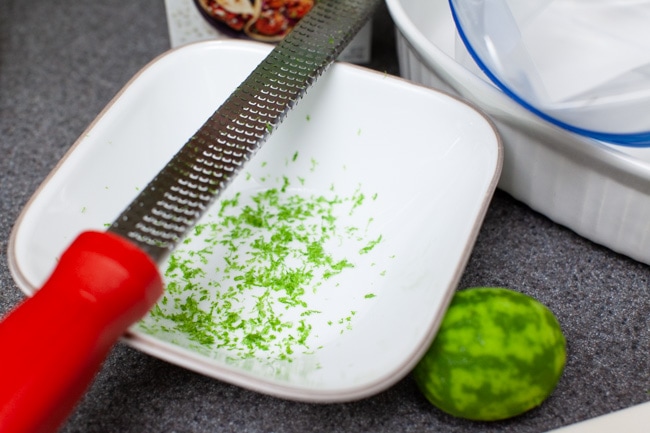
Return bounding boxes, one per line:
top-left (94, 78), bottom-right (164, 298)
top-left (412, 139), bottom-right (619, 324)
top-left (107, 0), bottom-right (381, 263)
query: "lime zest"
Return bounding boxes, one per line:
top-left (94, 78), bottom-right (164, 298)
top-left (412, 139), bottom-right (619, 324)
top-left (138, 156), bottom-right (388, 362)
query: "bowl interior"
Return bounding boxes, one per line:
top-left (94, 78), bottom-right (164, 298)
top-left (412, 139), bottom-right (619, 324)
top-left (8, 40), bottom-right (501, 401)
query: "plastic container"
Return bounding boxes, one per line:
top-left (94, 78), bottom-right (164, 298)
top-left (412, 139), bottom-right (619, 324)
top-left (449, 0), bottom-right (650, 146)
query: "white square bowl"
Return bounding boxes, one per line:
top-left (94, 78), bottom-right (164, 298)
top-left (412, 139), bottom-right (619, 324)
top-left (8, 40), bottom-right (501, 402)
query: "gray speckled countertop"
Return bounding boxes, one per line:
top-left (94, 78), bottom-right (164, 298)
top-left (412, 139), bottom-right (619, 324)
top-left (1, 1), bottom-right (649, 432)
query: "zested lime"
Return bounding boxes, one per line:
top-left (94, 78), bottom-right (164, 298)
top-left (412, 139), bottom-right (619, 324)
top-left (413, 287), bottom-right (566, 421)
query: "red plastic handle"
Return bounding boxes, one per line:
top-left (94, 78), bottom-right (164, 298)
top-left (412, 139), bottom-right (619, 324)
top-left (0, 231), bottom-right (163, 433)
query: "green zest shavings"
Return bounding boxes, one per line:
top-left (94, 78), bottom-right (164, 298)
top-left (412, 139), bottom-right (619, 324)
top-left (137, 154), bottom-right (388, 363)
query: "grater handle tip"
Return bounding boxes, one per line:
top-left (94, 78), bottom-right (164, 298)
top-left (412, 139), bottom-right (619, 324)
top-left (0, 231), bottom-right (163, 433)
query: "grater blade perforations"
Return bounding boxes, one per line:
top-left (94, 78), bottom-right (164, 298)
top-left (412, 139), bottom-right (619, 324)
top-left (108, 0), bottom-right (381, 262)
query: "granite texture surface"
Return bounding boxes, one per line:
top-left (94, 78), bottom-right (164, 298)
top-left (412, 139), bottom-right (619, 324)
top-left (1, 1), bottom-right (648, 432)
